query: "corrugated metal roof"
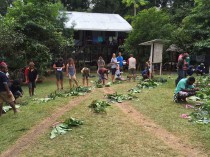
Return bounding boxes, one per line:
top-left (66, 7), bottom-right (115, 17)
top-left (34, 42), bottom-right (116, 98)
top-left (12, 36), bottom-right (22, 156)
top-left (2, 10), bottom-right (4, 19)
top-left (64, 11), bottom-right (132, 32)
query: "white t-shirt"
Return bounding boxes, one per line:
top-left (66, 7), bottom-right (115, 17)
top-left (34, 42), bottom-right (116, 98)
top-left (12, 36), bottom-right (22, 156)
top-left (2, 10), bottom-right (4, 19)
top-left (128, 57), bottom-right (136, 69)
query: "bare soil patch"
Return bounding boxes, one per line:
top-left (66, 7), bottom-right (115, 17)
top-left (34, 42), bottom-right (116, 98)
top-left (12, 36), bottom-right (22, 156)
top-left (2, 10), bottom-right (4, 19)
top-left (0, 94), bottom-right (90, 157)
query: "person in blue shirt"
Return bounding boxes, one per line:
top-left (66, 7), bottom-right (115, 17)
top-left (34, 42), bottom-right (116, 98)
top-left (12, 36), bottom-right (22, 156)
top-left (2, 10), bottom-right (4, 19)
top-left (116, 52), bottom-right (124, 70)
top-left (174, 77), bottom-right (199, 103)
top-left (0, 62), bottom-right (18, 116)
top-left (196, 63), bottom-right (205, 76)
top-left (141, 69), bottom-right (149, 80)
top-left (187, 65), bottom-right (195, 76)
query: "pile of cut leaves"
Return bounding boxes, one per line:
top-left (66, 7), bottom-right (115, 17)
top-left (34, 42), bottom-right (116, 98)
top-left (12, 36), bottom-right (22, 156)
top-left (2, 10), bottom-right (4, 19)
top-left (105, 92), bottom-right (138, 103)
top-left (191, 76), bottom-right (210, 101)
top-left (153, 77), bottom-right (167, 83)
top-left (33, 86), bottom-right (92, 103)
top-left (3, 105), bottom-right (20, 113)
top-left (137, 79), bottom-right (159, 89)
top-left (128, 87), bottom-right (141, 94)
top-left (189, 101), bottom-right (210, 124)
top-left (50, 117), bottom-right (84, 139)
top-left (89, 100), bottom-right (111, 113)
top-left (64, 86), bottom-right (92, 96)
top-left (128, 79), bottom-right (159, 94)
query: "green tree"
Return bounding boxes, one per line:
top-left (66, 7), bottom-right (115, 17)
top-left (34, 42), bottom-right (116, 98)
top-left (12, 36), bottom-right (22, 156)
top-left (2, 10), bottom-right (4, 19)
top-left (174, 0), bottom-right (210, 54)
top-left (91, 0), bottom-right (129, 16)
top-left (0, 0), bottom-right (73, 74)
top-left (125, 8), bottom-right (174, 49)
top-left (61, 0), bottom-right (90, 11)
top-left (124, 8), bottom-right (175, 65)
top-left (122, 0), bottom-right (148, 16)
top-left (0, 0), bottom-right (14, 16)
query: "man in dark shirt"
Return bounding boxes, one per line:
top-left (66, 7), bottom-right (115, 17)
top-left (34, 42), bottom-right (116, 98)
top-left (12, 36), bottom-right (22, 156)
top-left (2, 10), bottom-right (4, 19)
top-left (196, 63), bottom-right (205, 76)
top-left (0, 62), bottom-right (18, 116)
top-left (27, 62), bottom-right (38, 96)
top-left (10, 80), bottom-right (23, 100)
top-left (53, 58), bottom-right (65, 90)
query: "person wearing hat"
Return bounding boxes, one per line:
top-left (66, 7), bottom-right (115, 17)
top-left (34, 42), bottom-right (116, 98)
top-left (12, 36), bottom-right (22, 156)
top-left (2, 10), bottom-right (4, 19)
top-left (196, 63), bottom-right (205, 76)
top-left (0, 62), bottom-right (18, 116)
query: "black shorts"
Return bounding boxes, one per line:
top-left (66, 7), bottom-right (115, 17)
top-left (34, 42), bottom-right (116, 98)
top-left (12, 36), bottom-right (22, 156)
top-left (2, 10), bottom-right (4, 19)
top-left (28, 81), bottom-right (36, 89)
top-left (56, 71), bottom-right (63, 80)
top-left (111, 68), bottom-right (116, 75)
top-left (82, 73), bottom-right (89, 79)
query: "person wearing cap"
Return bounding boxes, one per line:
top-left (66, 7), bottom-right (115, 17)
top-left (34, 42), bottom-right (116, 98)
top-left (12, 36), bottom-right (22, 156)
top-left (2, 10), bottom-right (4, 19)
top-left (0, 62), bottom-right (18, 116)
top-left (27, 62), bottom-right (38, 96)
top-left (196, 63), bottom-right (205, 76)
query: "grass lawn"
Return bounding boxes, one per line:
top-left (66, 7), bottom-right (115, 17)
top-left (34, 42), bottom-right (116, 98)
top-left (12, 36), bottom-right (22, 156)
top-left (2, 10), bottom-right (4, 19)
top-left (0, 75), bottom-right (89, 153)
top-left (19, 87), bottom-right (179, 157)
top-left (1, 73), bottom-right (210, 156)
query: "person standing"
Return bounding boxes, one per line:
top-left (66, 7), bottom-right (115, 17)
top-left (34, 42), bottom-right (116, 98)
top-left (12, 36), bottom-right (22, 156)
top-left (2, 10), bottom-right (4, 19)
top-left (110, 53), bottom-right (118, 83)
top-left (117, 52), bottom-right (124, 71)
top-left (66, 58), bottom-right (78, 88)
top-left (0, 62), bottom-right (18, 116)
top-left (175, 54), bottom-right (187, 86)
top-left (53, 58), bottom-right (65, 90)
top-left (27, 62), bottom-right (38, 97)
top-left (97, 56), bottom-right (105, 72)
top-left (127, 54), bottom-right (136, 81)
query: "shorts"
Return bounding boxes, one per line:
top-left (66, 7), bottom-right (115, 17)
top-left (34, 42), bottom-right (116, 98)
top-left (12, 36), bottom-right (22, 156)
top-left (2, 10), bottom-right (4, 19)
top-left (0, 91), bottom-right (15, 104)
top-left (173, 91), bottom-right (195, 103)
top-left (28, 81), bottom-right (36, 89)
top-left (99, 74), bottom-right (105, 80)
top-left (13, 91), bottom-right (22, 99)
top-left (82, 74), bottom-right (89, 79)
top-left (56, 71), bottom-right (63, 80)
top-left (111, 68), bottom-right (116, 75)
top-left (69, 74), bottom-right (76, 80)
top-left (129, 68), bottom-right (136, 75)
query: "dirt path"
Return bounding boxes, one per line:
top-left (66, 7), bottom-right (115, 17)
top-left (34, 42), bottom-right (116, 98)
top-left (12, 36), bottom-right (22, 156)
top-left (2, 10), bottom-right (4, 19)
top-left (0, 94), bottom-right (90, 157)
top-left (103, 87), bottom-right (207, 157)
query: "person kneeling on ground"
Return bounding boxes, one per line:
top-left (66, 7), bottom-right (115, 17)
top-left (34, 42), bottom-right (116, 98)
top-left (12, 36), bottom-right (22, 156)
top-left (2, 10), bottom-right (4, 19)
top-left (142, 69), bottom-right (149, 80)
top-left (0, 62), bottom-right (18, 116)
top-left (196, 63), bottom-right (205, 76)
top-left (81, 67), bottom-right (90, 86)
top-left (174, 76), bottom-right (199, 103)
top-left (10, 80), bottom-right (23, 102)
top-left (98, 68), bottom-right (109, 85)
